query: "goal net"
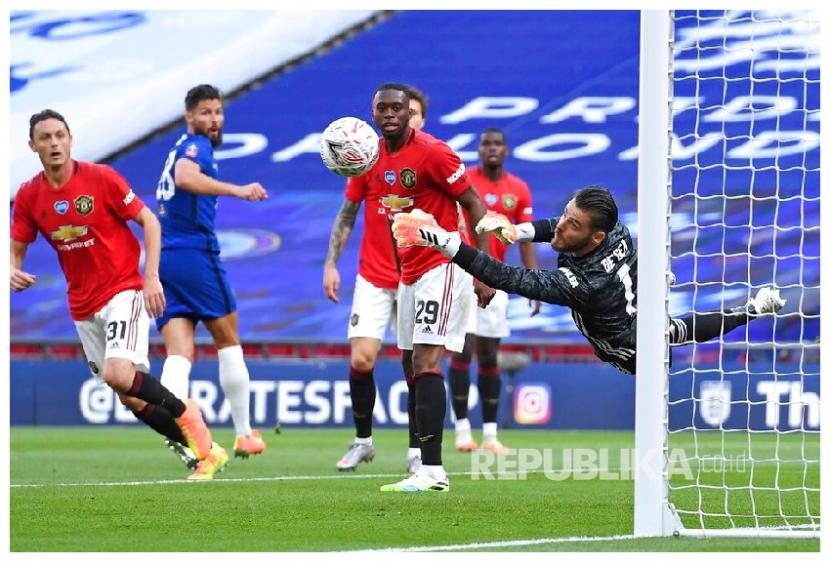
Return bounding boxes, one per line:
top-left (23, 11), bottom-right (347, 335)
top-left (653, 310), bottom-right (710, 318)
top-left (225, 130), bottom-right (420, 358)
top-left (636, 10), bottom-right (820, 538)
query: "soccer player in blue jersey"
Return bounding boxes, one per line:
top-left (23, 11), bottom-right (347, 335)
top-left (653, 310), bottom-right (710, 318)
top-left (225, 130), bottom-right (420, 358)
top-left (155, 84), bottom-right (268, 474)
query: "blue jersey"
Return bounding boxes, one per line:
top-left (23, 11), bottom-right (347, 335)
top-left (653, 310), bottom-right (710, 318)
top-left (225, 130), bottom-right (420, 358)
top-left (156, 133), bottom-right (220, 252)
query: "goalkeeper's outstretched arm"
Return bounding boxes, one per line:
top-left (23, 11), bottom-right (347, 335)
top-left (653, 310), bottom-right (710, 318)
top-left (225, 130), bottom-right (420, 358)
top-left (527, 218), bottom-right (558, 243)
top-left (451, 243), bottom-right (588, 308)
top-left (475, 215), bottom-right (559, 245)
top-left (392, 210), bottom-right (588, 307)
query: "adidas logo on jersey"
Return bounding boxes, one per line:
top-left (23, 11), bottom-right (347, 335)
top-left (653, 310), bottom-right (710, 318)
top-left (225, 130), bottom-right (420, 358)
top-left (421, 325), bottom-right (433, 334)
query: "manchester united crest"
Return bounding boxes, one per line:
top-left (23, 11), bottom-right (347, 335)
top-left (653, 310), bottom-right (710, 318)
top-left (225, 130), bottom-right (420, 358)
top-left (400, 168), bottom-right (417, 190)
top-left (502, 194), bottom-right (517, 211)
top-left (350, 313), bottom-right (360, 327)
top-left (75, 195), bottom-right (94, 216)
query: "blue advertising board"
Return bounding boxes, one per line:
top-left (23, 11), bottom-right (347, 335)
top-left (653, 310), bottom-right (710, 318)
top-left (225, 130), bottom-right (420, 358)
top-left (11, 358), bottom-right (818, 432)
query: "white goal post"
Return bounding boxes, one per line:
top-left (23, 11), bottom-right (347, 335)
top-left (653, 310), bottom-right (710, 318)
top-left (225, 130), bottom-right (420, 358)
top-left (635, 10), bottom-right (820, 539)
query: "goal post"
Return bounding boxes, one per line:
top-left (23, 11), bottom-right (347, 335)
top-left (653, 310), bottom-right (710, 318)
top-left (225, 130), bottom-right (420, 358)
top-left (634, 9), bottom-right (681, 538)
top-left (635, 9), bottom-right (820, 539)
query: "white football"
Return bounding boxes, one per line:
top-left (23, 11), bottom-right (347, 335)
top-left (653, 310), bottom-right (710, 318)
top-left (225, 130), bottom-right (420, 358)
top-left (320, 117), bottom-right (380, 177)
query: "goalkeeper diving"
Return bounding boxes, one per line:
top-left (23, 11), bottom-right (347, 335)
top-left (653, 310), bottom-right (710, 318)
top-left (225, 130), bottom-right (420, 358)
top-left (392, 186), bottom-right (785, 374)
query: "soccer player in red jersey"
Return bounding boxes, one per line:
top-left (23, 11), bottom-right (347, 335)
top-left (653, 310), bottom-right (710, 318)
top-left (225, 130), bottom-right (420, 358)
top-left (358, 83), bottom-right (494, 493)
top-left (10, 110), bottom-right (224, 480)
top-left (324, 84), bottom-right (430, 474)
top-left (451, 128), bottom-right (541, 453)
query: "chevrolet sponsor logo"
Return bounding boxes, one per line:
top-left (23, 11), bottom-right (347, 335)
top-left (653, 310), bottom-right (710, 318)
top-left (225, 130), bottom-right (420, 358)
top-left (379, 194), bottom-right (414, 211)
top-left (51, 225), bottom-right (88, 242)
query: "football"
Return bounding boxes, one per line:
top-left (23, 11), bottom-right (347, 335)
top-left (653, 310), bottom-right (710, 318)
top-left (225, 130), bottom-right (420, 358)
top-left (319, 117), bottom-right (380, 177)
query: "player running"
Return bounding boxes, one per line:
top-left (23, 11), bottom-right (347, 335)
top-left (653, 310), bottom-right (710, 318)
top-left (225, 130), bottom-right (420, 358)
top-left (361, 83), bottom-right (494, 493)
top-left (155, 84), bottom-right (268, 469)
top-left (11, 109), bottom-right (221, 480)
top-left (324, 84), bottom-right (429, 475)
top-left (392, 186), bottom-right (786, 374)
top-left (451, 128), bottom-right (540, 454)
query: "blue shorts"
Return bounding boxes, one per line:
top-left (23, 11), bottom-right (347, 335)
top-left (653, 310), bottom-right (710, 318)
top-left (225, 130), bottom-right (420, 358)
top-left (156, 247), bottom-right (237, 332)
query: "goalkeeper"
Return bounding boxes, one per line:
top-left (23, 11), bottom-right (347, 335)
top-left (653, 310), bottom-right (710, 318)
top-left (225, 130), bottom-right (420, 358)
top-left (392, 186), bottom-right (785, 374)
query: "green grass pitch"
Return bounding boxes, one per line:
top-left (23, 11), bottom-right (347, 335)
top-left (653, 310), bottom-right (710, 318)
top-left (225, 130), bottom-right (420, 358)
top-left (10, 427), bottom-right (819, 552)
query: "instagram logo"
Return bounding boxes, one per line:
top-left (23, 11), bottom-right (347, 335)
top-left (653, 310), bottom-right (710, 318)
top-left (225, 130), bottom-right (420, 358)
top-left (514, 383), bottom-right (552, 425)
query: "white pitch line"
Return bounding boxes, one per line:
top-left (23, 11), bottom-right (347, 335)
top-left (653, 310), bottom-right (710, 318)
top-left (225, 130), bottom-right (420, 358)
top-left (9, 468), bottom-right (583, 489)
top-left (346, 533), bottom-right (639, 552)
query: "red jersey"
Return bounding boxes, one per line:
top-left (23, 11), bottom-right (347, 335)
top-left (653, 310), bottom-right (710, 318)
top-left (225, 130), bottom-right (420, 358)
top-left (12, 161), bottom-right (146, 320)
top-left (463, 166), bottom-right (534, 263)
top-left (349, 129), bottom-right (471, 285)
top-left (344, 165), bottom-right (409, 289)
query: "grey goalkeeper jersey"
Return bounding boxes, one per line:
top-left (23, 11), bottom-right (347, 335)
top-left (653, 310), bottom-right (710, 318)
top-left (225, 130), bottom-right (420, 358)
top-left (453, 219), bottom-right (638, 374)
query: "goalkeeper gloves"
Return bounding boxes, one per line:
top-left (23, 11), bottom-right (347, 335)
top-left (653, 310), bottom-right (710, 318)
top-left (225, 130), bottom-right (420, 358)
top-left (391, 209), bottom-right (462, 258)
top-left (475, 211), bottom-right (535, 243)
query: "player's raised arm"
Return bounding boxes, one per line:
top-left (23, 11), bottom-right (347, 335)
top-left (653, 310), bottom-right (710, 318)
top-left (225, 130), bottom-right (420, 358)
top-left (323, 199), bottom-right (360, 303)
top-left (10, 240), bottom-right (36, 291)
top-left (174, 158), bottom-right (267, 201)
top-left (132, 207), bottom-right (166, 318)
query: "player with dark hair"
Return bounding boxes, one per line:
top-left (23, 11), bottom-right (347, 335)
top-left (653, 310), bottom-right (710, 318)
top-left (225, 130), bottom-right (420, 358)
top-left (354, 82), bottom-right (494, 493)
top-left (451, 128), bottom-right (540, 453)
top-left (155, 84), bottom-right (269, 476)
top-left (406, 85), bottom-right (428, 130)
top-left (393, 186), bottom-right (785, 375)
top-left (324, 83), bottom-right (432, 474)
top-left (12, 109), bottom-right (218, 480)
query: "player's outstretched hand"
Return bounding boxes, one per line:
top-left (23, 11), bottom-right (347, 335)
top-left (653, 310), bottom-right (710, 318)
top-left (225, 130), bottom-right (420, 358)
top-left (10, 267), bottom-right (36, 291)
top-left (323, 264), bottom-right (341, 304)
top-left (475, 211), bottom-right (517, 244)
top-left (237, 182), bottom-right (268, 201)
top-left (391, 209), bottom-right (440, 247)
top-left (143, 275), bottom-right (166, 318)
top-left (392, 210), bottom-right (462, 258)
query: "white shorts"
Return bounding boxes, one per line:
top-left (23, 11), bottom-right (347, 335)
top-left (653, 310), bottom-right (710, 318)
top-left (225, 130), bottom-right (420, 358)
top-left (460, 278), bottom-right (477, 335)
top-left (397, 263), bottom-right (472, 353)
top-left (347, 274), bottom-right (397, 340)
top-left (74, 289), bottom-right (150, 380)
top-left (475, 289), bottom-right (510, 339)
